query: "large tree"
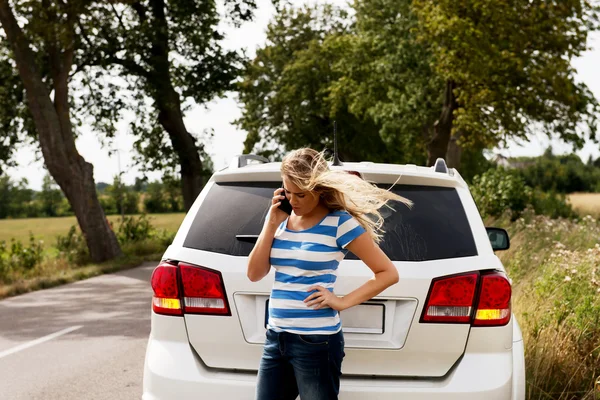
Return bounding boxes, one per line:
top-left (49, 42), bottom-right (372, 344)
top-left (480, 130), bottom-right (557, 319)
top-left (75, 0), bottom-right (254, 210)
top-left (0, 0), bottom-right (122, 262)
top-left (237, 5), bottom-right (413, 163)
top-left (412, 0), bottom-right (599, 165)
top-left (238, 0), bottom-right (599, 168)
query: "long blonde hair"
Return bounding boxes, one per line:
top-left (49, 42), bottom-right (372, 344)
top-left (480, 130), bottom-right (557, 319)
top-left (281, 148), bottom-right (413, 243)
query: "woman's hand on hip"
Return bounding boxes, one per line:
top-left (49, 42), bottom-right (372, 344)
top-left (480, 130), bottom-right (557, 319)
top-left (304, 286), bottom-right (347, 311)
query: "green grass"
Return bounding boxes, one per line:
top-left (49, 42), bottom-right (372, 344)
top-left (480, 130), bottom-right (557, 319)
top-left (491, 210), bottom-right (600, 400)
top-left (0, 253), bottom-right (161, 299)
top-left (0, 213), bottom-right (186, 247)
top-left (0, 213), bottom-right (184, 300)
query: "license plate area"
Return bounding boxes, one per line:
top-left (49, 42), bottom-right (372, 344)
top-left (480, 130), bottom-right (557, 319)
top-left (265, 300), bottom-right (385, 334)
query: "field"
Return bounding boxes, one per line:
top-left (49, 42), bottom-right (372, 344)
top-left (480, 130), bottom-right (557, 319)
top-left (568, 193), bottom-right (600, 217)
top-left (0, 213), bottom-right (186, 247)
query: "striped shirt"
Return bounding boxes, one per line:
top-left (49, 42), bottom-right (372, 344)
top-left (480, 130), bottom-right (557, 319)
top-left (267, 210), bottom-right (366, 335)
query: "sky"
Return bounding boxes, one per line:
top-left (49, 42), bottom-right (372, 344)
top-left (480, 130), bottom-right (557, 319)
top-left (6, 0), bottom-right (600, 191)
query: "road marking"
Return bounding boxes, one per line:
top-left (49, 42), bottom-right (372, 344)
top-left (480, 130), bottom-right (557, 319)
top-left (0, 325), bottom-right (83, 360)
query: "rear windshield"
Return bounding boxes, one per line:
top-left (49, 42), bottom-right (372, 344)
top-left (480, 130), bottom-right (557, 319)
top-left (183, 182), bottom-right (477, 261)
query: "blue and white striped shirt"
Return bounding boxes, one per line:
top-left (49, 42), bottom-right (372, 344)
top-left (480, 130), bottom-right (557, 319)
top-left (267, 210), bottom-right (366, 335)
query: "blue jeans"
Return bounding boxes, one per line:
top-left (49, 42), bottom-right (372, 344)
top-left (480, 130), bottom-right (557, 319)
top-left (255, 329), bottom-right (345, 400)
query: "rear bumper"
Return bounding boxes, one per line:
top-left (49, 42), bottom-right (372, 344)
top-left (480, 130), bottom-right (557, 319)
top-left (143, 314), bottom-right (520, 400)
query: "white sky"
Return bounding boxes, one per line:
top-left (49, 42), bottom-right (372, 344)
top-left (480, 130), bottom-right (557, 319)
top-left (6, 0), bottom-right (600, 190)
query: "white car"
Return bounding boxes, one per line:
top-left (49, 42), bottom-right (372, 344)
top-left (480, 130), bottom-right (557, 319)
top-left (143, 155), bottom-right (526, 400)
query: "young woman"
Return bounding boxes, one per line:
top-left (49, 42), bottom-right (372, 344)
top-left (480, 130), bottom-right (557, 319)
top-left (247, 148), bottom-right (412, 400)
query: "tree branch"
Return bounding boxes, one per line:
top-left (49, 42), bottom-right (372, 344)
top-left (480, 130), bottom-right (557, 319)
top-left (110, 3), bottom-right (128, 33)
top-left (131, 1), bottom-right (147, 23)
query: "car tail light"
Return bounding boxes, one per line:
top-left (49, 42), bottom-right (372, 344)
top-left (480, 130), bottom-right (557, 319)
top-left (421, 272), bottom-right (479, 323)
top-left (473, 273), bottom-right (511, 326)
top-left (151, 262), bottom-right (183, 316)
top-left (150, 261), bottom-right (231, 316)
top-left (179, 263), bottom-right (230, 315)
top-left (421, 271), bottom-right (512, 326)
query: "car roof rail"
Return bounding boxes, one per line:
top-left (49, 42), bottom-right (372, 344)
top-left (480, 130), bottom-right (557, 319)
top-left (433, 158), bottom-right (448, 174)
top-left (230, 154), bottom-right (270, 169)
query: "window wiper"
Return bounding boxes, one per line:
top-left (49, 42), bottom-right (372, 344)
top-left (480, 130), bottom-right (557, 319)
top-left (236, 235), bottom-right (259, 243)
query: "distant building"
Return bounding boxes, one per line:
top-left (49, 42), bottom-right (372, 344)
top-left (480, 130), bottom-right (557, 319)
top-left (490, 154), bottom-right (533, 169)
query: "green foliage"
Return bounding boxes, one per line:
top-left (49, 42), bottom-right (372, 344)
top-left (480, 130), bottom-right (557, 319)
top-left (55, 226), bottom-right (89, 265)
top-left (105, 175), bottom-right (140, 215)
top-left (117, 214), bottom-right (153, 244)
top-left (38, 174), bottom-right (65, 217)
top-left (512, 150), bottom-right (600, 193)
top-left (495, 215), bottom-right (600, 399)
top-left (237, 5), bottom-right (401, 162)
top-left (412, 0), bottom-right (600, 150)
top-left (143, 178), bottom-right (183, 213)
top-left (0, 233), bottom-right (44, 283)
top-left (472, 167), bottom-right (577, 220)
top-left (115, 214), bottom-right (176, 254)
top-left (471, 168), bottom-right (532, 219)
top-left (0, 176), bottom-right (39, 218)
top-left (530, 190), bottom-right (577, 219)
top-left (239, 0), bottom-right (599, 166)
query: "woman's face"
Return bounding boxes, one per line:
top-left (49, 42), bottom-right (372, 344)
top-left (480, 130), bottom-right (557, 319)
top-left (282, 176), bottom-right (321, 216)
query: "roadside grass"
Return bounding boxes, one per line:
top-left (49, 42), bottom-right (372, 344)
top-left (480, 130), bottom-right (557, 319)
top-left (490, 209), bottom-right (600, 400)
top-left (0, 213), bottom-right (185, 300)
top-left (0, 252), bottom-right (160, 299)
top-left (568, 193), bottom-right (600, 218)
top-left (0, 213), bottom-right (186, 250)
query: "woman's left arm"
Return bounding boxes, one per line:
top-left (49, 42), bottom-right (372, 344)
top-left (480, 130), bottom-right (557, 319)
top-left (305, 232), bottom-right (399, 311)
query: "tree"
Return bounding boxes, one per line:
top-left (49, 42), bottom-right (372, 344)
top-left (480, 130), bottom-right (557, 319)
top-left (325, 0), bottom-right (441, 166)
top-left (238, 4), bottom-right (419, 163)
top-left (412, 0), bottom-right (600, 165)
top-left (239, 0), bottom-right (599, 169)
top-left (0, 0), bottom-right (122, 261)
top-left (38, 174), bottom-right (63, 217)
top-left (73, 0), bottom-right (254, 210)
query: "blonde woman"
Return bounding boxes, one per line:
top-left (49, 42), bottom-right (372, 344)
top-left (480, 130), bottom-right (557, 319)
top-left (247, 148), bottom-right (412, 400)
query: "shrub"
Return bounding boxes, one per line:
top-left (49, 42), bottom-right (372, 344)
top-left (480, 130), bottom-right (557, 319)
top-left (530, 190), bottom-right (576, 219)
top-left (0, 233), bottom-right (45, 283)
top-left (471, 168), bottom-right (532, 219)
top-left (56, 225), bottom-right (90, 265)
top-left (117, 214), bottom-right (153, 244)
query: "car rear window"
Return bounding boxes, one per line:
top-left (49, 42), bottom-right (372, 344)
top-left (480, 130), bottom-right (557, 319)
top-left (183, 182), bottom-right (477, 261)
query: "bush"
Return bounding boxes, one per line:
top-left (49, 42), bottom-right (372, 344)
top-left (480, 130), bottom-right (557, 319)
top-left (0, 233), bottom-right (45, 283)
top-left (117, 214), bottom-right (153, 244)
top-left (56, 225), bottom-right (90, 265)
top-left (530, 190), bottom-right (577, 219)
top-left (471, 168), bottom-right (532, 219)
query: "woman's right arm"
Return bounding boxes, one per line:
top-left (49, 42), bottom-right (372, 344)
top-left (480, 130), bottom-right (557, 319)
top-left (247, 188), bottom-right (287, 282)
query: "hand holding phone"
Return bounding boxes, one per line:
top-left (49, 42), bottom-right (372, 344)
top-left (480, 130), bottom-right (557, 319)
top-left (279, 188), bottom-right (293, 215)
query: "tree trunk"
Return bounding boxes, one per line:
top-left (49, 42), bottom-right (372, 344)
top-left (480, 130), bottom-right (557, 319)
top-left (427, 80), bottom-right (457, 166)
top-left (0, 0), bottom-right (122, 262)
top-left (155, 85), bottom-right (204, 211)
top-left (141, 0), bottom-right (204, 211)
top-left (446, 131), bottom-right (463, 169)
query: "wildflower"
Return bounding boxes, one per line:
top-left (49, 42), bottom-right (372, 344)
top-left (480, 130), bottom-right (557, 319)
top-left (564, 276), bottom-right (572, 282)
top-left (571, 269), bottom-right (578, 274)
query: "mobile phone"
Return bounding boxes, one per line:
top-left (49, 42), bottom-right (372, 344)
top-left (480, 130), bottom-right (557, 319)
top-left (279, 188), bottom-right (293, 215)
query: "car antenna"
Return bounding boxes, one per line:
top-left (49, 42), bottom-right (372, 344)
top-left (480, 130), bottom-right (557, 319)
top-left (332, 120), bottom-right (343, 166)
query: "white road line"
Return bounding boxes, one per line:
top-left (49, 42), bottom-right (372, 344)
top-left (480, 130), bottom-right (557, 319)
top-left (0, 325), bottom-right (83, 360)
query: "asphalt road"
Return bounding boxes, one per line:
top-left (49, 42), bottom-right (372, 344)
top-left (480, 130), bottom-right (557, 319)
top-left (0, 262), bottom-right (157, 400)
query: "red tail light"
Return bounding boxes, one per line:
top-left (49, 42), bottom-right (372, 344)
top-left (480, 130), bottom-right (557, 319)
top-left (180, 263), bottom-right (230, 315)
top-left (473, 273), bottom-right (511, 326)
top-left (421, 271), bottom-right (512, 326)
top-left (151, 262), bottom-right (183, 316)
top-left (150, 261), bottom-right (230, 316)
top-left (421, 272), bottom-right (478, 323)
